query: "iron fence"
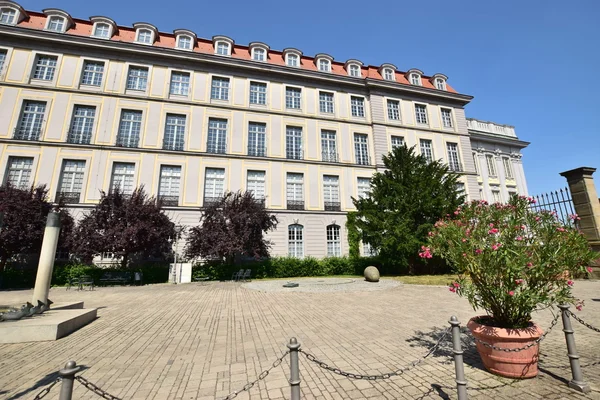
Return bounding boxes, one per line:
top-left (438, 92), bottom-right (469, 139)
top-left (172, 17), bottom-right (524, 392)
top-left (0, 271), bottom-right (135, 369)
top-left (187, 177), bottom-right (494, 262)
top-left (529, 187), bottom-right (577, 226)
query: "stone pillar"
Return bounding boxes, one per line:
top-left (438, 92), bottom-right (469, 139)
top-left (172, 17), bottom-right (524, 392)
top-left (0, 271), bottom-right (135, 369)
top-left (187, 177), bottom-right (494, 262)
top-left (560, 167), bottom-right (600, 250)
top-left (32, 212), bottom-right (62, 305)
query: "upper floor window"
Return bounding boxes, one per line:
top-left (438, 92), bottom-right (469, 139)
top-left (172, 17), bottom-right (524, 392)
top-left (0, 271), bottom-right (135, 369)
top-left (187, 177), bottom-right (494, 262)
top-left (415, 104), bottom-right (428, 124)
top-left (285, 53), bottom-right (300, 67)
top-left (285, 87), bottom-right (301, 109)
top-left (158, 165), bottom-right (181, 205)
top-left (348, 64), bottom-right (361, 77)
top-left (136, 29), bottom-right (154, 44)
top-left (323, 175), bottom-right (340, 211)
top-left (170, 71), bottom-right (190, 96)
top-left (321, 130), bottom-right (337, 162)
top-left (177, 35), bottom-right (193, 50)
top-left (326, 225), bottom-right (341, 257)
top-left (383, 68), bottom-right (395, 81)
top-left (5, 157), bottom-right (33, 189)
top-left (357, 177), bottom-right (370, 199)
top-left (249, 81), bottom-right (267, 105)
top-left (207, 118), bottom-right (228, 154)
top-left (252, 47), bottom-right (266, 61)
top-left (387, 100), bottom-right (400, 121)
top-left (163, 114), bottom-right (186, 151)
top-left (247, 170), bottom-right (266, 201)
top-left (204, 168), bottom-right (225, 204)
top-left (441, 108), bottom-right (453, 128)
top-left (81, 61), bottom-right (104, 86)
top-left (486, 155), bottom-right (497, 177)
top-left (211, 76), bottom-right (230, 101)
top-left (248, 122), bottom-right (266, 157)
top-left (286, 174), bottom-right (304, 210)
top-left (15, 101), bottom-right (46, 141)
top-left (354, 133), bottom-right (370, 165)
top-left (391, 136), bottom-right (404, 149)
top-left (420, 139), bottom-right (434, 163)
top-left (126, 66), bottom-right (149, 91)
top-left (68, 105), bottom-right (96, 144)
top-left (216, 41), bottom-right (230, 56)
top-left (317, 58), bottom-right (331, 72)
top-left (503, 157), bottom-right (514, 179)
top-left (0, 50), bottom-right (6, 73)
top-left (57, 160), bottom-right (85, 203)
top-left (446, 143), bottom-right (461, 171)
top-left (350, 96), bottom-right (365, 118)
top-left (92, 23), bottom-right (111, 38)
top-left (473, 153), bottom-right (479, 174)
top-left (410, 73), bottom-right (422, 86)
top-left (116, 110), bottom-right (142, 148)
top-left (286, 126), bottom-right (303, 160)
top-left (319, 91), bottom-right (334, 114)
top-left (47, 16), bottom-right (66, 32)
top-left (0, 8), bottom-right (16, 25)
top-left (111, 162), bottom-right (135, 195)
top-left (33, 55), bottom-right (58, 81)
top-left (435, 78), bottom-right (446, 90)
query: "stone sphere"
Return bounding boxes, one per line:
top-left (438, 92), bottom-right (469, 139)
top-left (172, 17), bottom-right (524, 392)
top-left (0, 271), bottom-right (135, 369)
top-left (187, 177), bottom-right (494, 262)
top-left (364, 266), bottom-right (380, 282)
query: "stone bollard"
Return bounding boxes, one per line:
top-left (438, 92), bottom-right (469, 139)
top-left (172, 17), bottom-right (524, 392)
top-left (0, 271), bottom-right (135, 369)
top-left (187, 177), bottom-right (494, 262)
top-left (449, 316), bottom-right (468, 400)
top-left (58, 361), bottom-right (80, 400)
top-left (558, 305), bottom-right (591, 393)
top-left (287, 337), bottom-right (301, 400)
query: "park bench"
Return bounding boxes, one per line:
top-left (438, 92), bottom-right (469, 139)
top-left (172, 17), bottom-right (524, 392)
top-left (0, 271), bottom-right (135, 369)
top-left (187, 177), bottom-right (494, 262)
top-left (99, 271), bottom-right (132, 286)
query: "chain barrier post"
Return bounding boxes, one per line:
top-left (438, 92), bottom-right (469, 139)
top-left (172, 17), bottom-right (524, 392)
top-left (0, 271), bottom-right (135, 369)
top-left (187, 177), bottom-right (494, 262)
top-left (558, 304), bottom-right (591, 393)
top-left (287, 337), bottom-right (301, 400)
top-left (449, 316), bottom-right (468, 400)
top-left (58, 361), bottom-right (80, 400)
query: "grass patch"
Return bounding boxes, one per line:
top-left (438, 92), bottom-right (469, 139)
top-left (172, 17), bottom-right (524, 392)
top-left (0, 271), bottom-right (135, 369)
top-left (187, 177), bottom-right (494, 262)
top-left (392, 274), bottom-right (457, 286)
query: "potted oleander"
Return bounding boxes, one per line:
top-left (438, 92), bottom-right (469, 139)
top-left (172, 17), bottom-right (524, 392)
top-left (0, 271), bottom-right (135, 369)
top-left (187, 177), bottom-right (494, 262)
top-left (422, 196), bottom-right (595, 378)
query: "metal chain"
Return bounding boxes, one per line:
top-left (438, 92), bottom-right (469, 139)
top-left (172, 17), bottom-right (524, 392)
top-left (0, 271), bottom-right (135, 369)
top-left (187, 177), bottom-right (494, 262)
top-left (222, 350), bottom-right (290, 400)
top-left (567, 310), bottom-right (600, 333)
top-left (75, 376), bottom-right (122, 400)
top-left (32, 378), bottom-right (61, 400)
top-left (472, 313), bottom-right (560, 353)
top-left (300, 327), bottom-right (450, 380)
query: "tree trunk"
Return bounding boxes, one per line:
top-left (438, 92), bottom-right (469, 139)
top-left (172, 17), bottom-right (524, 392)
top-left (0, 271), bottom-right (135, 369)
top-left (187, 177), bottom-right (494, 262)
top-left (0, 255), bottom-right (7, 273)
top-left (121, 253), bottom-right (129, 269)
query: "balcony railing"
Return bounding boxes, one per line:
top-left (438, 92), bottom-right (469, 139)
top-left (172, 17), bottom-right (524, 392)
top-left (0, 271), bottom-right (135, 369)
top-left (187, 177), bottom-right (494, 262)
top-left (287, 200), bottom-right (305, 210)
top-left (286, 149), bottom-right (304, 160)
top-left (203, 196), bottom-right (222, 207)
top-left (324, 201), bottom-right (341, 211)
top-left (248, 145), bottom-right (267, 157)
top-left (55, 191), bottom-right (81, 204)
top-left (448, 162), bottom-right (463, 172)
top-left (14, 127), bottom-right (41, 141)
top-left (115, 138), bottom-right (139, 148)
top-left (207, 144), bottom-right (226, 154)
top-left (321, 150), bottom-right (339, 163)
top-left (158, 195), bottom-right (179, 206)
top-left (355, 154), bottom-right (370, 166)
top-left (253, 198), bottom-right (266, 207)
top-left (163, 142), bottom-right (184, 151)
top-left (66, 132), bottom-right (92, 145)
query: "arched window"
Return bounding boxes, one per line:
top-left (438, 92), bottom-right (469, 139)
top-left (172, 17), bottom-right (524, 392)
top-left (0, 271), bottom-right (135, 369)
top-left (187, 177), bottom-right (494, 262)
top-left (93, 23), bottom-right (110, 38)
top-left (252, 47), bottom-right (266, 61)
top-left (177, 35), bottom-right (193, 50)
top-left (136, 29), bottom-right (153, 44)
top-left (326, 225), bottom-right (341, 257)
top-left (47, 16), bottom-right (65, 32)
top-left (410, 73), bottom-right (422, 86)
top-left (288, 224), bottom-right (304, 258)
top-left (383, 68), bottom-right (394, 81)
top-left (0, 7), bottom-right (16, 24)
top-left (349, 64), bottom-right (360, 77)
top-left (286, 53), bottom-right (299, 67)
top-left (435, 78), bottom-right (446, 90)
top-left (216, 41), bottom-right (230, 55)
top-left (318, 58), bottom-right (331, 72)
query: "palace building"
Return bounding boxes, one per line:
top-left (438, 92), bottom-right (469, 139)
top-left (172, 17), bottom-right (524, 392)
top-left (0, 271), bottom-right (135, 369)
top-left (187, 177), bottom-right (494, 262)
top-left (0, 1), bottom-right (528, 258)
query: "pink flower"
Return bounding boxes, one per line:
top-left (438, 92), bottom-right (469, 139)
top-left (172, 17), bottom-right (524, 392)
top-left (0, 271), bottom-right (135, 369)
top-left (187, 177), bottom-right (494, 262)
top-left (465, 229), bottom-right (471, 236)
top-left (489, 223), bottom-right (494, 228)
top-left (515, 279), bottom-right (524, 285)
top-left (449, 287), bottom-right (456, 293)
top-left (586, 267), bottom-right (593, 274)
top-left (452, 282), bottom-right (460, 288)
top-left (516, 236), bottom-right (523, 241)
top-left (461, 238), bottom-right (467, 242)
top-left (508, 291), bottom-right (515, 296)
top-left (454, 211), bottom-right (459, 215)
top-left (569, 214), bottom-right (581, 221)
top-left (428, 231), bottom-right (434, 237)
top-left (475, 249), bottom-right (482, 255)
top-left (521, 225), bottom-right (526, 230)
top-left (462, 253), bottom-right (467, 257)
top-left (535, 217), bottom-right (541, 222)
top-left (567, 280), bottom-right (574, 287)
top-left (488, 228), bottom-right (499, 234)
top-left (576, 304), bottom-right (583, 311)
top-left (527, 262), bottom-right (533, 267)
top-left (557, 227), bottom-right (565, 232)
top-left (491, 243), bottom-right (502, 251)
top-left (419, 247), bottom-right (433, 259)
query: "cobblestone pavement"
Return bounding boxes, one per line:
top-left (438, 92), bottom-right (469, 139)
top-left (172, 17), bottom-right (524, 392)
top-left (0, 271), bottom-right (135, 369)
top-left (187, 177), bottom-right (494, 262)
top-left (0, 279), bottom-right (599, 399)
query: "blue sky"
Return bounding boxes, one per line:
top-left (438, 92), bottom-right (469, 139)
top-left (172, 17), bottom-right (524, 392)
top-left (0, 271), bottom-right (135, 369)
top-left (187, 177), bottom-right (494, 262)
top-left (18, 0), bottom-right (600, 195)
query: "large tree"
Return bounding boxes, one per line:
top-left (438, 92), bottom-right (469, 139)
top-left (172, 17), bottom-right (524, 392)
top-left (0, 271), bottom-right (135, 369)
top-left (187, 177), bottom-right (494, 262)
top-left (185, 191), bottom-right (278, 264)
top-left (70, 186), bottom-right (175, 268)
top-left (0, 184), bottom-right (73, 272)
top-left (347, 145), bottom-right (465, 274)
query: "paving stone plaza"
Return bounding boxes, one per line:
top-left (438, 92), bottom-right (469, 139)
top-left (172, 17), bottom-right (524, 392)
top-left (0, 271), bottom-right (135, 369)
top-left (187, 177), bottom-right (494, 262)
top-left (0, 279), bottom-right (599, 399)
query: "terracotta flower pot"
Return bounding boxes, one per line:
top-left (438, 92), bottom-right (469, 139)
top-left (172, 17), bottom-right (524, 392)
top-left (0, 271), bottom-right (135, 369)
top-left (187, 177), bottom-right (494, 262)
top-left (467, 316), bottom-right (544, 378)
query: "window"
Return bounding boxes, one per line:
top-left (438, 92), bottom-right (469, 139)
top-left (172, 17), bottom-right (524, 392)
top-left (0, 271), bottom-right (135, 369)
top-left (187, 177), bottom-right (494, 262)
top-left (170, 71), bottom-right (190, 96)
top-left (163, 114), bottom-right (186, 151)
top-left (503, 158), bottom-right (514, 179)
top-left (57, 160), bottom-right (85, 203)
top-left (415, 104), bottom-right (428, 124)
top-left (4, 157), bottom-right (33, 188)
top-left (207, 118), bottom-right (227, 154)
top-left (0, 50), bottom-right (6, 73)
top-left (441, 108), bottom-right (453, 128)
top-left (68, 105), bottom-right (96, 144)
top-left (318, 59), bottom-right (331, 72)
top-left (391, 136), bottom-right (404, 149)
top-left (92, 23), bottom-right (111, 38)
top-left (216, 41), bottom-right (230, 56)
top-left (33, 55), bottom-right (57, 81)
top-left (81, 61), bottom-right (104, 86)
top-left (47, 16), bottom-right (65, 32)
top-left (508, 190), bottom-right (517, 199)
top-left (211, 76), bottom-right (230, 100)
top-left (286, 126), bottom-right (303, 160)
top-left (177, 35), bottom-right (193, 50)
top-left (110, 163), bottom-right (135, 194)
top-left (285, 87), bottom-right (301, 109)
top-left (435, 78), bottom-right (446, 90)
top-left (136, 29), bottom-right (153, 44)
top-left (410, 73), bottom-right (421, 85)
top-left (455, 182), bottom-right (466, 197)
top-left (321, 130), bottom-right (337, 162)
top-left (252, 47), bottom-right (266, 61)
top-left (288, 224), bottom-right (304, 258)
top-left (420, 139), bottom-right (434, 163)
top-left (247, 170), bottom-right (266, 200)
top-left (326, 225), bottom-right (341, 256)
top-left (349, 64), bottom-right (361, 77)
top-left (447, 143), bottom-right (461, 171)
top-left (158, 166), bottom-right (181, 205)
top-left (116, 110), bottom-right (142, 148)
top-left (319, 92), bottom-right (334, 113)
top-left (248, 122), bottom-right (266, 157)
top-left (126, 66), bottom-right (148, 91)
top-left (249, 81), bottom-right (267, 105)
top-left (0, 8), bottom-right (16, 24)
top-left (387, 100), bottom-right (400, 121)
top-left (16, 101), bottom-right (46, 140)
top-left (492, 189), bottom-right (502, 204)
top-left (383, 68), bottom-right (394, 80)
top-left (350, 96), bottom-right (365, 117)
top-left (286, 53), bottom-right (299, 67)
top-left (363, 242), bottom-right (377, 257)
top-left (473, 153), bottom-right (479, 174)
top-left (286, 173), bottom-right (304, 210)
top-left (323, 175), bottom-right (340, 211)
top-left (354, 133), bottom-right (369, 165)
top-left (204, 168), bottom-right (225, 204)
top-left (357, 177), bottom-right (370, 199)
top-left (486, 155), bottom-right (497, 177)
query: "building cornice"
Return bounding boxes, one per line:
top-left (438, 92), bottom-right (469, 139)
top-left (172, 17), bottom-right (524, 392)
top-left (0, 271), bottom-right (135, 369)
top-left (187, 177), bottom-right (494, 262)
top-left (468, 131), bottom-right (530, 148)
top-left (365, 78), bottom-right (473, 105)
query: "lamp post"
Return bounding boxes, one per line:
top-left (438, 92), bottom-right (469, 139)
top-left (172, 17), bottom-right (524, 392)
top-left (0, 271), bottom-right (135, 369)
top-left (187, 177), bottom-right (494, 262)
top-left (168, 226), bottom-right (181, 284)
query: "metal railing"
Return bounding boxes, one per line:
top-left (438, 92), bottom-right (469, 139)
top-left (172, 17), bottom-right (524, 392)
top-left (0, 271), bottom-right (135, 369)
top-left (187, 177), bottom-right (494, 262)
top-left (158, 195), bottom-right (179, 206)
top-left (287, 200), bottom-right (304, 210)
top-left (448, 162), bottom-right (463, 172)
top-left (55, 191), bottom-right (81, 204)
top-left (203, 196), bottom-right (222, 207)
top-left (321, 150), bottom-right (339, 163)
top-left (14, 127), bottom-right (41, 141)
top-left (324, 201), bottom-right (341, 211)
top-left (286, 149), bottom-right (304, 160)
top-left (206, 145), bottom-right (227, 154)
top-left (355, 154), bottom-right (370, 166)
top-left (66, 132), bottom-right (91, 145)
top-left (248, 145), bottom-right (267, 157)
top-left (530, 187), bottom-right (577, 226)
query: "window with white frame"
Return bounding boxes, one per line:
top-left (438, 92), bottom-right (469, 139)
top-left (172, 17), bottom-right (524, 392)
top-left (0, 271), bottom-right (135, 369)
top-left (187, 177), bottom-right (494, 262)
top-left (0, 50), bottom-right (6, 73)
top-left (0, 8), bottom-right (16, 24)
top-left (246, 170), bottom-right (266, 200)
top-left (204, 168), bottom-right (225, 203)
top-left (47, 16), bottom-right (65, 32)
top-left (363, 242), bottom-right (377, 256)
top-left (447, 143), bottom-right (461, 171)
top-left (319, 91), bottom-right (334, 113)
top-left (473, 153), bottom-right (479, 174)
top-left (249, 81), bottom-right (267, 105)
top-left (410, 73), bottom-right (421, 85)
top-left (455, 182), bottom-right (466, 198)
top-left (68, 105), bottom-right (96, 144)
top-left (349, 64), bottom-right (361, 77)
top-left (116, 110), bottom-right (142, 148)
top-left (110, 162), bottom-right (135, 194)
top-left (163, 114), bottom-right (186, 151)
top-left (16, 101), bottom-right (46, 140)
top-left (216, 41), bottom-right (230, 55)
top-left (326, 225), bottom-right (341, 257)
top-left (486, 155), bottom-right (497, 177)
top-left (286, 126), bottom-right (303, 160)
top-left (288, 224), bottom-right (304, 258)
top-left (435, 78), bottom-right (446, 90)
top-left (136, 29), bottom-right (153, 44)
top-left (285, 87), bottom-right (301, 109)
top-left (415, 104), bottom-right (428, 124)
top-left (158, 165), bottom-right (181, 203)
top-left (354, 133), bottom-right (369, 165)
top-left (492, 189), bottom-right (502, 203)
top-left (177, 35), bottom-right (192, 50)
top-left (126, 66), bottom-right (148, 91)
top-left (391, 136), bottom-right (404, 149)
top-left (170, 71), bottom-right (190, 96)
top-left (248, 122), bottom-right (266, 157)
top-left (387, 99), bottom-right (400, 121)
top-left (508, 190), bottom-right (517, 199)
top-left (441, 108), bottom-right (453, 128)
top-left (57, 160), bottom-right (85, 201)
top-left (286, 173), bottom-right (304, 207)
top-left (286, 53), bottom-right (299, 67)
top-left (383, 68), bottom-right (394, 80)
top-left (252, 47), bottom-right (266, 61)
top-left (321, 130), bottom-right (337, 162)
top-left (350, 96), bottom-right (365, 117)
top-left (92, 23), bottom-right (111, 38)
top-left (503, 157), bottom-right (514, 179)
top-left (210, 76), bottom-right (230, 100)
top-left (323, 175), bottom-right (340, 210)
top-left (420, 139), bottom-right (434, 163)
top-left (32, 55), bottom-right (58, 81)
top-left (81, 61), bottom-right (104, 86)
top-left (5, 157), bottom-right (33, 188)
top-left (357, 177), bottom-right (370, 199)
top-left (318, 59), bottom-right (331, 72)
top-left (207, 118), bottom-right (227, 154)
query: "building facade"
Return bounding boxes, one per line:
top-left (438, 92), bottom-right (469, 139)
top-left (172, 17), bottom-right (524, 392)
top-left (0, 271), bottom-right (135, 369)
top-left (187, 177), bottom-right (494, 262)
top-left (0, 1), bottom-right (482, 259)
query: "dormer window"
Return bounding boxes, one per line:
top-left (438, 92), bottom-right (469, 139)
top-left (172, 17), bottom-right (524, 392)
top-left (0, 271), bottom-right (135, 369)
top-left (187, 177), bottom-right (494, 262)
top-left (47, 16), bottom-right (65, 32)
top-left (383, 68), bottom-right (394, 81)
top-left (0, 7), bottom-right (16, 24)
top-left (249, 43), bottom-right (269, 62)
top-left (133, 23), bottom-right (157, 45)
top-left (435, 78), bottom-right (446, 90)
top-left (213, 36), bottom-right (234, 56)
top-left (287, 54), bottom-right (299, 67)
top-left (174, 29), bottom-right (196, 51)
top-left (349, 64), bottom-right (360, 77)
top-left (43, 9), bottom-right (72, 33)
top-left (137, 29), bottom-right (153, 44)
top-left (217, 41), bottom-right (229, 55)
top-left (177, 35), bottom-right (192, 50)
top-left (315, 54), bottom-right (333, 72)
top-left (410, 73), bottom-right (421, 85)
top-left (90, 16), bottom-right (117, 39)
top-left (93, 23), bottom-right (110, 38)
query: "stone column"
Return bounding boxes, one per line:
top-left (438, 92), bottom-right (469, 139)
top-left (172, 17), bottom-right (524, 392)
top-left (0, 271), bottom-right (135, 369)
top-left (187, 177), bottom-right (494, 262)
top-left (560, 167), bottom-right (600, 251)
top-left (32, 212), bottom-right (62, 305)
